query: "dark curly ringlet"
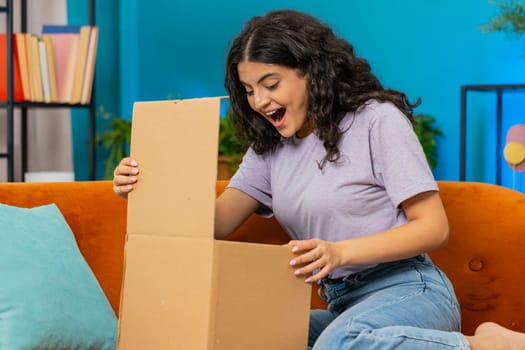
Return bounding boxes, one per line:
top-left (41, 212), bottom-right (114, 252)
top-left (225, 9), bottom-right (420, 168)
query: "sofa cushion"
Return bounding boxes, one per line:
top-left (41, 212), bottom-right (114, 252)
top-left (0, 203), bottom-right (117, 349)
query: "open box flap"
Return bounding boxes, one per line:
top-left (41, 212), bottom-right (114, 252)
top-left (211, 241), bottom-right (311, 350)
top-left (127, 97), bottom-right (220, 239)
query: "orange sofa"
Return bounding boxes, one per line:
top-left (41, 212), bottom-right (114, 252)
top-left (0, 180), bottom-right (524, 335)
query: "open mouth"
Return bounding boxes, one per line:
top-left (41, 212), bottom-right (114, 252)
top-left (266, 108), bottom-right (286, 123)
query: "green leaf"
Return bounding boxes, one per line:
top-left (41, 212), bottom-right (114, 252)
top-left (218, 111), bottom-right (248, 172)
top-left (95, 106), bottom-right (132, 180)
top-left (413, 113), bottom-right (444, 169)
top-left (479, 0), bottom-right (525, 37)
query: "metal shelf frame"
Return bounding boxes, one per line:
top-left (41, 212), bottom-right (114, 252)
top-left (460, 83), bottom-right (525, 185)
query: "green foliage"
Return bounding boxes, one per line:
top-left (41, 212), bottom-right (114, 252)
top-left (95, 106), bottom-right (132, 180)
top-left (413, 114), bottom-right (444, 170)
top-left (219, 112), bottom-right (247, 173)
top-left (479, 0), bottom-right (525, 36)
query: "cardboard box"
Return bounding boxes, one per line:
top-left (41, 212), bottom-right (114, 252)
top-left (117, 97), bottom-right (311, 349)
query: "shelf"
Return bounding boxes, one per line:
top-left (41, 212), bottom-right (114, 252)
top-left (0, 101), bottom-right (93, 108)
top-left (459, 84), bottom-right (525, 184)
top-left (1, 0), bottom-right (96, 182)
top-left (461, 84), bottom-right (525, 92)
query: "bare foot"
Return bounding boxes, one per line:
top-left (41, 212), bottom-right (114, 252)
top-left (467, 322), bottom-right (525, 350)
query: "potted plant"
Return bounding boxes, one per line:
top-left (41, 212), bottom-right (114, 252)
top-left (413, 113), bottom-right (444, 170)
top-left (218, 112), bottom-right (247, 179)
top-left (96, 106), bottom-right (132, 180)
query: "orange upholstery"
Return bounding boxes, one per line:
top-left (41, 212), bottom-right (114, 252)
top-left (1, 180), bottom-right (524, 334)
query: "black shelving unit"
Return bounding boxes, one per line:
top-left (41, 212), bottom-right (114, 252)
top-left (0, 0), bottom-right (96, 182)
top-left (460, 84), bottom-right (525, 185)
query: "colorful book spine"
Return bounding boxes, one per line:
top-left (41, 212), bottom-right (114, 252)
top-left (70, 26), bottom-right (91, 104)
top-left (0, 34), bottom-right (26, 102)
top-left (14, 33), bottom-right (31, 101)
top-left (80, 26), bottom-right (98, 104)
top-left (38, 37), bottom-right (51, 103)
top-left (43, 36), bottom-right (58, 103)
top-left (28, 34), bottom-right (43, 102)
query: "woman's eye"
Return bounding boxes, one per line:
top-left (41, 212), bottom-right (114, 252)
top-left (245, 90), bottom-right (254, 96)
top-left (267, 82), bottom-right (279, 91)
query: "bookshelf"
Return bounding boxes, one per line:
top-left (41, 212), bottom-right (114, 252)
top-left (0, 0), bottom-right (96, 182)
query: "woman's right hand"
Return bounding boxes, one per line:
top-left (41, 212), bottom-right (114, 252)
top-left (113, 157), bottom-right (139, 199)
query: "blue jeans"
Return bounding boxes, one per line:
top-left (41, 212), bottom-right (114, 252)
top-left (308, 255), bottom-right (470, 350)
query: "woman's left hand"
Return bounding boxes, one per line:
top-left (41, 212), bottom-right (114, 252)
top-left (288, 239), bottom-right (343, 283)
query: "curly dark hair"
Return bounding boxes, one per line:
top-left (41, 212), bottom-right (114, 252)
top-left (225, 9), bottom-right (420, 168)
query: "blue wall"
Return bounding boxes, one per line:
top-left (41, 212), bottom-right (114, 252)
top-left (70, 0), bottom-right (525, 192)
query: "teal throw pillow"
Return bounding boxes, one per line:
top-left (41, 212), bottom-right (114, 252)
top-left (0, 203), bottom-right (117, 350)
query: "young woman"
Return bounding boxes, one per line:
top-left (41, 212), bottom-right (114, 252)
top-left (113, 9), bottom-right (525, 350)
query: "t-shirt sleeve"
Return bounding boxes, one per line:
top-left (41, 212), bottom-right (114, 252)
top-left (370, 109), bottom-right (438, 208)
top-left (226, 147), bottom-right (274, 217)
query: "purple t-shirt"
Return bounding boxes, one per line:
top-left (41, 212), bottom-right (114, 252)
top-left (228, 100), bottom-right (438, 278)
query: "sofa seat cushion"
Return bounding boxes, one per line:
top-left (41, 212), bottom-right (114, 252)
top-left (0, 203), bottom-right (117, 349)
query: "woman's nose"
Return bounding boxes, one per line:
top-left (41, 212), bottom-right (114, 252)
top-left (253, 89), bottom-right (270, 110)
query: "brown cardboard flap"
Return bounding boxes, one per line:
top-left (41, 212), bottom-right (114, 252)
top-left (211, 241), bottom-right (311, 350)
top-left (127, 98), bottom-right (220, 238)
top-left (118, 235), bottom-right (215, 349)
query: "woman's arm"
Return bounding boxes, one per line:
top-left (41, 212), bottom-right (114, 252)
top-left (288, 191), bottom-right (449, 282)
top-left (215, 187), bottom-right (260, 240)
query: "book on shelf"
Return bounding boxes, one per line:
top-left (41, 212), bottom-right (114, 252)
top-left (0, 33), bottom-right (25, 102)
top-left (14, 33), bottom-right (31, 100)
top-left (43, 36), bottom-right (58, 103)
top-left (70, 26), bottom-right (91, 104)
top-left (27, 34), bottom-right (43, 102)
top-left (80, 26), bottom-right (98, 104)
top-left (42, 25), bottom-right (80, 103)
top-left (41, 25), bottom-right (82, 34)
top-left (38, 37), bottom-right (51, 103)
